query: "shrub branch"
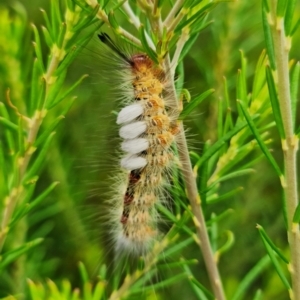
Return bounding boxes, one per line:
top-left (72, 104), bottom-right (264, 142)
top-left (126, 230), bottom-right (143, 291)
top-left (164, 54), bottom-right (226, 300)
top-left (269, 1), bottom-right (300, 298)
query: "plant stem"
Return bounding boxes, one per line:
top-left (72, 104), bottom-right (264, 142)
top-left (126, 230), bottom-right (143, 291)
top-left (0, 9), bottom-right (78, 253)
top-left (269, 1), bottom-right (300, 299)
top-left (122, 2), bottom-right (141, 28)
top-left (86, 0), bottom-right (142, 46)
top-left (0, 34), bottom-right (63, 252)
top-left (164, 54), bottom-right (226, 300)
top-left (160, 1), bottom-right (225, 294)
top-left (163, 0), bottom-right (185, 29)
top-left (170, 27), bottom-right (190, 76)
top-left (122, 2), bottom-right (155, 49)
top-left (0, 111), bottom-right (43, 253)
top-left (177, 126), bottom-right (226, 300)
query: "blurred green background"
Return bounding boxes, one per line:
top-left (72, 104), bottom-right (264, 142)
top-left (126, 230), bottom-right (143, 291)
top-left (0, 0), bottom-right (300, 299)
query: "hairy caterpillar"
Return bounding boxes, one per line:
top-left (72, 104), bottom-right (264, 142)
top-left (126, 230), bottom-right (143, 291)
top-left (98, 33), bottom-right (179, 255)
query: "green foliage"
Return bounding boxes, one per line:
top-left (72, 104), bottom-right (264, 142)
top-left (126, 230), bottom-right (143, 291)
top-left (0, 0), bottom-right (299, 299)
top-left (0, 0), bottom-right (96, 296)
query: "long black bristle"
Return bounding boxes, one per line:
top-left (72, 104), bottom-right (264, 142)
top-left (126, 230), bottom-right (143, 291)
top-left (98, 33), bottom-right (132, 64)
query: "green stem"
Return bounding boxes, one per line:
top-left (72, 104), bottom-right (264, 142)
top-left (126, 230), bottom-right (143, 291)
top-left (86, 0), bottom-right (142, 46)
top-left (0, 111), bottom-right (43, 253)
top-left (163, 0), bottom-right (185, 29)
top-left (170, 27), bottom-right (190, 75)
top-left (0, 8), bottom-right (79, 253)
top-left (269, 1), bottom-right (300, 299)
top-left (177, 125), bottom-right (226, 300)
top-left (164, 53), bottom-right (226, 300)
top-left (122, 2), bottom-right (155, 49)
top-left (158, 2), bottom-right (225, 296)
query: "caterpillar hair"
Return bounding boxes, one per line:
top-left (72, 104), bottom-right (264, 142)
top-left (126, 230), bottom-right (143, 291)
top-left (98, 33), bottom-right (179, 256)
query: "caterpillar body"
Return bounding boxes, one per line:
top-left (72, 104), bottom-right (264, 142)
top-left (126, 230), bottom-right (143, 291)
top-left (98, 34), bottom-right (178, 255)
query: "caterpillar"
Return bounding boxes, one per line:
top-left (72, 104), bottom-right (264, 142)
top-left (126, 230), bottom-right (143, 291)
top-left (98, 33), bottom-right (179, 255)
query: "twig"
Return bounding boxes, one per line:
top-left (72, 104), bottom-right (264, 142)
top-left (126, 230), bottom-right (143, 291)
top-left (152, 1), bottom-right (226, 296)
top-left (0, 8), bottom-right (78, 253)
top-left (163, 0), bottom-right (185, 29)
top-left (269, 1), bottom-right (300, 299)
top-left (86, 0), bottom-right (142, 46)
top-left (164, 51), bottom-right (226, 300)
top-left (166, 6), bottom-right (188, 34)
top-left (0, 111), bottom-right (43, 252)
top-left (122, 1), bottom-right (155, 49)
top-left (122, 1), bottom-right (140, 28)
top-left (170, 27), bottom-right (190, 76)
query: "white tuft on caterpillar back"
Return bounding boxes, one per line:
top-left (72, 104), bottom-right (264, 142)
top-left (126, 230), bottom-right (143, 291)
top-left (117, 103), bottom-right (144, 124)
